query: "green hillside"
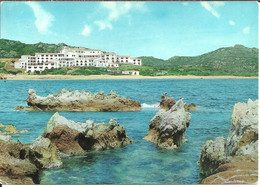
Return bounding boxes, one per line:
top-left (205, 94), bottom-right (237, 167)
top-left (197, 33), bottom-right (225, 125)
top-left (140, 45), bottom-right (258, 76)
top-left (0, 39), bottom-right (75, 58)
top-left (0, 39), bottom-right (258, 76)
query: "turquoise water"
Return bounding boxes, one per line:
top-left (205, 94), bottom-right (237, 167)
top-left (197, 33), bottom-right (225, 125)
top-left (0, 79), bottom-right (258, 184)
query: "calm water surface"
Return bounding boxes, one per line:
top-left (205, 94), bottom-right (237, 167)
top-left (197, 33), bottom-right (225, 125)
top-left (0, 79), bottom-right (258, 184)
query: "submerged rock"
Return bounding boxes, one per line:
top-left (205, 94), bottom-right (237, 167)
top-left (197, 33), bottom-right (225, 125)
top-left (0, 123), bottom-right (28, 135)
top-left (144, 99), bottom-right (191, 149)
top-left (15, 89), bottom-right (141, 112)
top-left (184, 103), bottom-right (198, 111)
top-left (199, 99), bottom-right (258, 184)
top-left (42, 113), bottom-right (133, 156)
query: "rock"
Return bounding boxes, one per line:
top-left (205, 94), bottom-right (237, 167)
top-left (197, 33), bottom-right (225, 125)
top-left (199, 99), bottom-right (258, 184)
top-left (29, 136), bottom-right (62, 169)
top-left (201, 156), bottom-right (258, 184)
top-left (158, 93), bottom-right (197, 111)
top-left (143, 99), bottom-right (191, 149)
top-left (0, 137), bottom-right (40, 184)
top-left (225, 99), bottom-right (258, 158)
top-left (0, 134), bottom-right (12, 141)
top-left (0, 123), bottom-right (28, 135)
top-left (15, 89), bottom-right (141, 112)
top-left (184, 103), bottom-right (198, 111)
top-left (42, 113), bottom-right (133, 156)
top-left (0, 131), bottom-right (63, 184)
top-left (159, 92), bottom-right (176, 110)
top-left (199, 137), bottom-right (227, 176)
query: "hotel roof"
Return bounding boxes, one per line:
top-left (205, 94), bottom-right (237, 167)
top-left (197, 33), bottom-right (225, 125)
top-left (69, 47), bottom-right (101, 51)
top-left (35, 53), bottom-right (59, 55)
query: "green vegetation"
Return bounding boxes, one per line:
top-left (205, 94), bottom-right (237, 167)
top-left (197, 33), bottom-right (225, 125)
top-left (38, 67), bottom-right (119, 76)
top-left (0, 39), bottom-right (258, 76)
top-left (0, 59), bottom-right (22, 75)
top-left (139, 44), bottom-right (258, 76)
top-left (0, 39), bottom-right (76, 58)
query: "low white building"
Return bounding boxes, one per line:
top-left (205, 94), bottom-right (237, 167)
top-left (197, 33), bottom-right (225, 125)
top-left (122, 71), bottom-right (140, 75)
top-left (14, 46), bottom-right (142, 73)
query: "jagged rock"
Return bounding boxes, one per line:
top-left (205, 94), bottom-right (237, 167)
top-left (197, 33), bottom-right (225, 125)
top-left (158, 93), bottom-right (197, 111)
top-left (0, 132), bottom-right (62, 184)
top-left (15, 89), bottom-right (141, 112)
top-left (42, 113), bottom-right (133, 156)
top-left (144, 99), bottom-right (191, 149)
top-left (0, 123), bottom-right (28, 135)
top-left (184, 103), bottom-right (198, 111)
top-left (199, 99), bottom-right (258, 184)
top-left (159, 92), bottom-right (176, 110)
top-left (29, 136), bottom-right (62, 169)
top-left (199, 137), bottom-right (227, 176)
top-left (225, 99), bottom-right (258, 158)
top-left (0, 137), bottom-right (39, 184)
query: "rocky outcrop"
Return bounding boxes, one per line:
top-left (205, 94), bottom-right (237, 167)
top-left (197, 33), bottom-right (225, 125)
top-left (0, 134), bottom-right (62, 184)
top-left (0, 136), bottom-right (39, 184)
top-left (0, 123), bottom-right (28, 135)
top-left (184, 103), bottom-right (198, 111)
top-left (159, 93), bottom-right (197, 111)
top-left (199, 99), bottom-right (258, 184)
top-left (15, 89), bottom-right (141, 112)
top-left (201, 155), bottom-right (258, 184)
top-left (42, 113), bottom-right (133, 156)
top-left (144, 99), bottom-right (191, 149)
top-left (159, 92), bottom-right (176, 110)
top-left (29, 136), bottom-right (62, 169)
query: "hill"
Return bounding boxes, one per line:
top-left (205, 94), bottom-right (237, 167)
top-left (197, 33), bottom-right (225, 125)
top-left (0, 39), bottom-right (258, 76)
top-left (140, 44), bottom-right (258, 76)
top-left (0, 39), bottom-right (75, 58)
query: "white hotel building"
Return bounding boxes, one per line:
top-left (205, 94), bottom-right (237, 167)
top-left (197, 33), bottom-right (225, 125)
top-left (14, 46), bottom-right (142, 73)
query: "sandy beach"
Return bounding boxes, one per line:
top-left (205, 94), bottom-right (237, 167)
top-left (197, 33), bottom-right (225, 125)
top-left (0, 74), bottom-right (258, 80)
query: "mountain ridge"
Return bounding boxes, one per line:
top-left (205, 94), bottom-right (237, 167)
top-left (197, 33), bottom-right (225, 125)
top-left (0, 38), bottom-right (258, 76)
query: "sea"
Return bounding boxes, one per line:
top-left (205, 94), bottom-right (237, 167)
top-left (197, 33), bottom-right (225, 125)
top-left (0, 79), bottom-right (258, 184)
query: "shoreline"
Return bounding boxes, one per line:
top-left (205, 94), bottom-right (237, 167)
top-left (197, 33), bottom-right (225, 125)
top-left (0, 74), bottom-right (258, 80)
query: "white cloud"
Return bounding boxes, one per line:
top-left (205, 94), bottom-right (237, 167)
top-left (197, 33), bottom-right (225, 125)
top-left (210, 2), bottom-right (225, 7)
top-left (81, 25), bottom-right (91, 36)
top-left (182, 2), bottom-right (189, 6)
top-left (200, 2), bottom-right (225, 18)
top-left (25, 2), bottom-right (54, 34)
top-left (243, 27), bottom-right (250, 34)
top-left (229, 20), bottom-right (235, 26)
top-left (94, 20), bottom-right (113, 30)
top-left (95, 2), bottom-right (145, 30)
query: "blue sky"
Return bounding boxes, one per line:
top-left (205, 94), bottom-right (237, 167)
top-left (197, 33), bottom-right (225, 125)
top-left (0, 1), bottom-right (258, 59)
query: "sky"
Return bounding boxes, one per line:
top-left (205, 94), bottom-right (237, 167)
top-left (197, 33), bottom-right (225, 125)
top-left (0, 1), bottom-right (258, 60)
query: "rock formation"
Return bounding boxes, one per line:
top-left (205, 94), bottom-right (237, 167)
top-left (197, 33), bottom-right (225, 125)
top-left (0, 123), bottom-right (28, 135)
top-left (0, 134), bottom-right (62, 184)
top-left (0, 135), bottom-right (38, 184)
top-left (184, 103), bottom-right (197, 111)
top-left (159, 92), bottom-right (176, 110)
top-left (199, 99), bottom-right (258, 184)
top-left (144, 99), bottom-right (191, 149)
top-left (15, 89), bottom-right (141, 112)
top-left (159, 92), bottom-right (197, 111)
top-left (29, 136), bottom-right (62, 169)
top-left (42, 113), bottom-right (133, 156)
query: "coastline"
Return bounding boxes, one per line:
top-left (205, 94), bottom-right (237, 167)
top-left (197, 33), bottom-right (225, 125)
top-left (0, 74), bottom-right (258, 80)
